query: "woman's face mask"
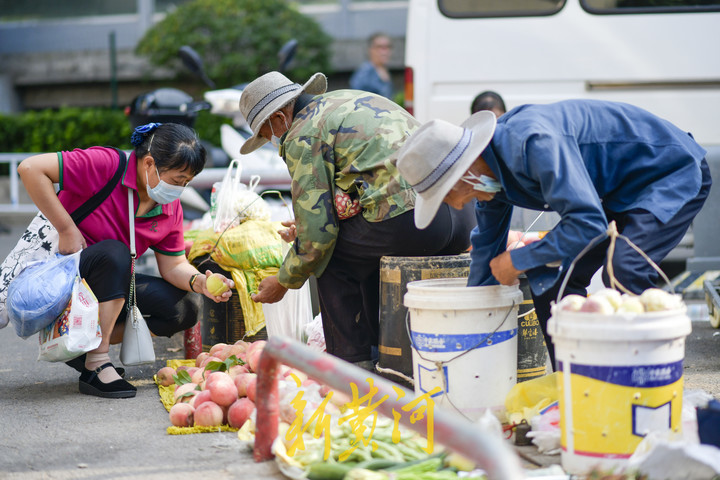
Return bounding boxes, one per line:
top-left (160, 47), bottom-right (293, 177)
top-left (146, 166), bottom-right (185, 204)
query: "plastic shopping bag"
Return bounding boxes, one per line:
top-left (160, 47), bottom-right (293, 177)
top-left (263, 282), bottom-right (313, 341)
top-left (7, 251), bottom-right (80, 339)
top-left (38, 277), bottom-right (101, 362)
top-left (212, 159), bottom-right (271, 233)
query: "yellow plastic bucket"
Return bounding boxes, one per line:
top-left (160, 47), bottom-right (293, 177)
top-left (548, 307), bottom-right (691, 475)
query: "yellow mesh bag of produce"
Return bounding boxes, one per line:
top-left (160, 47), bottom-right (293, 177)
top-left (187, 220), bottom-right (284, 336)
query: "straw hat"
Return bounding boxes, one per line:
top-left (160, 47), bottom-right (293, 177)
top-left (396, 111), bottom-right (497, 229)
top-left (239, 71), bottom-right (327, 154)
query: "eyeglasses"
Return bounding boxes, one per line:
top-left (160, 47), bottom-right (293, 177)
top-left (373, 43), bottom-right (392, 50)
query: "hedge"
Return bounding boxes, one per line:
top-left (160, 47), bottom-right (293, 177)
top-left (0, 107), bottom-right (228, 154)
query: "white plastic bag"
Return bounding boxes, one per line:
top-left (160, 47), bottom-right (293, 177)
top-left (262, 241), bottom-right (313, 341)
top-left (8, 250), bottom-right (80, 339)
top-left (212, 159), bottom-right (271, 233)
top-left (263, 282), bottom-right (313, 341)
top-left (38, 276), bottom-right (101, 362)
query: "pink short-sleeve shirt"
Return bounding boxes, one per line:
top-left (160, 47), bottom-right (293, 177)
top-left (58, 146), bottom-right (185, 257)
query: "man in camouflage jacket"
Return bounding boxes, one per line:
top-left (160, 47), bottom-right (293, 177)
top-left (239, 72), bottom-right (474, 366)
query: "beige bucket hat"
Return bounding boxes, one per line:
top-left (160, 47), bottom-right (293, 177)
top-left (238, 71), bottom-right (327, 154)
top-left (396, 110), bottom-right (497, 229)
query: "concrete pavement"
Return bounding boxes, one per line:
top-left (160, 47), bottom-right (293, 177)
top-left (0, 326), bottom-right (283, 480)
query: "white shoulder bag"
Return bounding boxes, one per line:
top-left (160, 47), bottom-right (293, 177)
top-left (120, 189), bottom-right (156, 366)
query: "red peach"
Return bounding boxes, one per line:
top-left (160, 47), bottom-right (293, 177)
top-left (194, 401), bottom-right (223, 427)
top-left (169, 403), bottom-right (194, 427)
top-left (208, 343), bottom-right (228, 358)
top-left (173, 382), bottom-right (199, 403)
top-left (246, 377), bottom-right (257, 403)
top-left (234, 373), bottom-right (257, 398)
top-left (227, 398), bottom-right (255, 429)
top-left (156, 366), bottom-right (176, 387)
top-left (195, 352), bottom-right (210, 368)
top-left (208, 375), bottom-right (239, 407)
top-left (189, 389), bottom-right (212, 409)
top-left (227, 364), bottom-right (249, 379)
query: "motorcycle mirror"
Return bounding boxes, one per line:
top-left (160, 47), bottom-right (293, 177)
top-left (277, 39), bottom-right (298, 73)
top-left (178, 45), bottom-right (216, 88)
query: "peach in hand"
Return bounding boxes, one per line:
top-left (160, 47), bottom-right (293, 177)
top-left (206, 273), bottom-right (230, 296)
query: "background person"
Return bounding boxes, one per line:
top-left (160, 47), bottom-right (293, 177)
top-left (397, 100), bottom-right (710, 367)
top-left (470, 90), bottom-right (506, 117)
top-left (17, 123), bottom-right (234, 398)
top-left (238, 71), bottom-right (475, 369)
top-left (349, 33), bottom-right (394, 99)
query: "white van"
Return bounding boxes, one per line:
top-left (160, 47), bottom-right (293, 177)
top-left (404, 0), bottom-right (720, 147)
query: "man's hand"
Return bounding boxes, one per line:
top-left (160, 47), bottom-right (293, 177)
top-left (278, 219), bottom-right (297, 243)
top-left (251, 275), bottom-right (288, 304)
top-left (489, 251), bottom-right (524, 285)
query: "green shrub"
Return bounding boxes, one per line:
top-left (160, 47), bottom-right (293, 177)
top-left (0, 107), bottom-right (229, 154)
top-left (135, 0), bottom-right (332, 88)
top-left (0, 107), bottom-right (133, 152)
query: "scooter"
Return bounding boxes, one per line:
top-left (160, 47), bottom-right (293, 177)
top-left (177, 42), bottom-right (296, 194)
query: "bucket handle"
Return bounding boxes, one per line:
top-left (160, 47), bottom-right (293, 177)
top-left (404, 300), bottom-right (516, 421)
top-left (555, 220), bottom-right (674, 306)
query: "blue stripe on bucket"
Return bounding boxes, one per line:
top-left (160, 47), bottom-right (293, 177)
top-left (557, 360), bottom-right (683, 388)
top-left (410, 328), bottom-right (517, 353)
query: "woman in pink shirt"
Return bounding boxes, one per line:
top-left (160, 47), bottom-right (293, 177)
top-left (18, 123), bottom-right (234, 399)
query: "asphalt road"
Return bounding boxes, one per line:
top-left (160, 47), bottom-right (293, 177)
top-left (0, 216), bottom-right (718, 479)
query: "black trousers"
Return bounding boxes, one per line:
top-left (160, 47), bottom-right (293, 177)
top-left (533, 158), bottom-right (712, 368)
top-left (316, 202), bottom-right (476, 362)
top-left (79, 240), bottom-right (201, 338)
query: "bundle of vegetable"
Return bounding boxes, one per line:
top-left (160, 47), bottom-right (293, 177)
top-left (272, 410), bottom-right (486, 480)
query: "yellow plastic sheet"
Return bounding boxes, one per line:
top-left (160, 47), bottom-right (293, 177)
top-left (504, 372), bottom-right (559, 424)
top-left (187, 220), bottom-right (285, 337)
top-left (154, 359), bottom-right (239, 435)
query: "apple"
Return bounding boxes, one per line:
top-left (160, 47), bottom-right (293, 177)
top-left (206, 273), bottom-right (230, 296)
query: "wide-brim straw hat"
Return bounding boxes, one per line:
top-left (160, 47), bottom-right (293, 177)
top-left (238, 71), bottom-right (327, 154)
top-left (396, 110), bottom-right (497, 229)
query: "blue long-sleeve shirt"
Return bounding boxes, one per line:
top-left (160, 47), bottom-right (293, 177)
top-left (467, 99), bottom-right (707, 296)
top-left (349, 62), bottom-right (393, 99)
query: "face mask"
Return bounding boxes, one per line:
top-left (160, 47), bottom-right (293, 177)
top-left (461, 171), bottom-right (502, 193)
top-left (269, 115), bottom-right (290, 148)
top-left (146, 167), bottom-right (185, 204)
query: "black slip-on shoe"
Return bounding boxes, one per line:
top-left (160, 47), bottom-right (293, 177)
top-left (67, 354), bottom-right (125, 378)
top-left (79, 362), bottom-right (136, 399)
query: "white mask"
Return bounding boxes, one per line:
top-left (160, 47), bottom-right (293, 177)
top-left (146, 167), bottom-right (185, 204)
top-left (269, 115), bottom-right (290, 148)
top-left (461, 171), bottom-right (502, 193)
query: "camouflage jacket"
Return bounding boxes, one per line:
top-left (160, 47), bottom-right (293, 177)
top-left (277, 90), bottom-right (420, 288)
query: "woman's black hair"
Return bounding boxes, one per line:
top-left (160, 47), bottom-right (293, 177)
top-left (470, 91), bottom-right (506, 115)
top-left (131, 123), bottom-right (207, 176)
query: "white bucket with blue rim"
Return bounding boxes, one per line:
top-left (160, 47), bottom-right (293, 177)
top-left (404, 278), bottom-right (522, 421)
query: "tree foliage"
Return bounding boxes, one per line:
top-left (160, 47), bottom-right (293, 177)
top-left (135, 0), bottom-right (332, 88)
